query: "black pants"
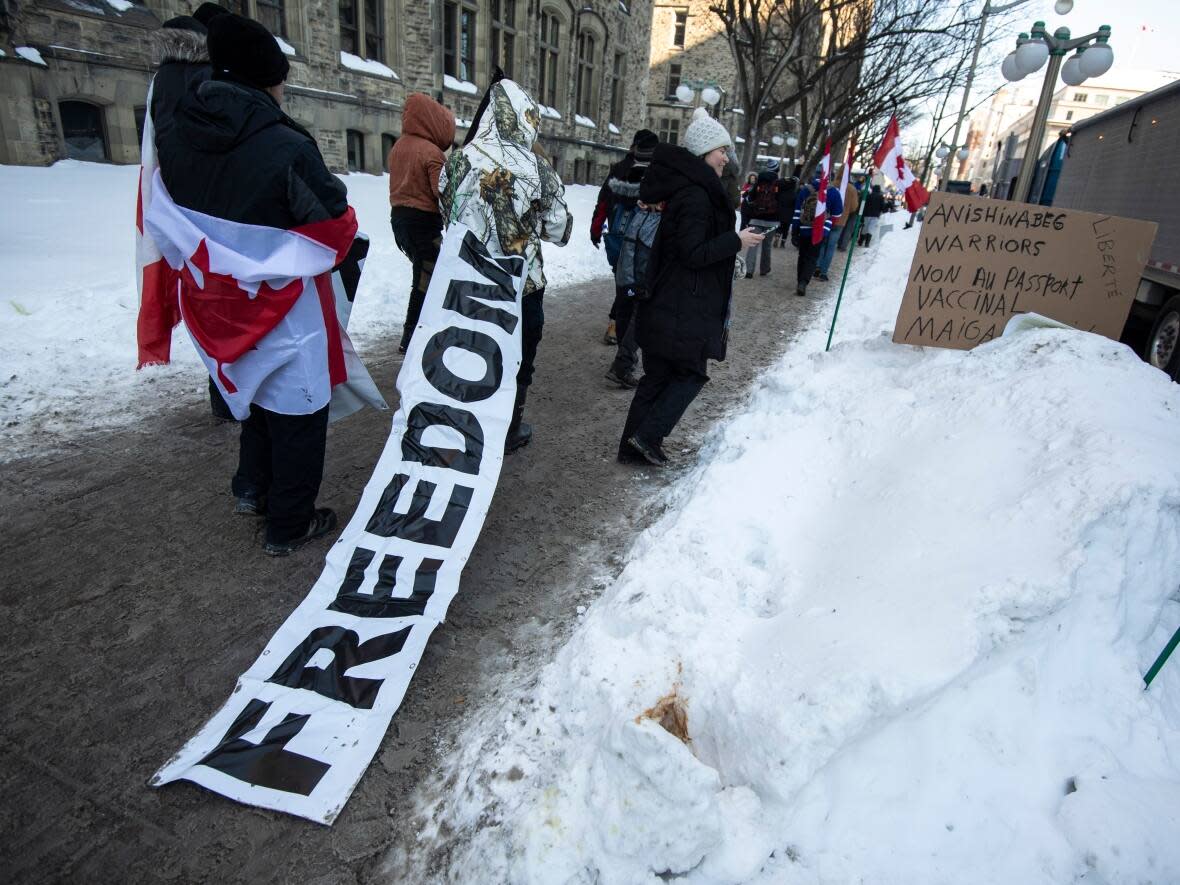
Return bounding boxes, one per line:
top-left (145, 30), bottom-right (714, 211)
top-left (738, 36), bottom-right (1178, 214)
top-left (609, 286), bottom-right (639, 377)
top-left (795, 235), bottom-right (823, 289)
top-left (619, 351), bottom-right (709, 455)
top-left (232, 404), bottom-right (329, 544)
top-left (390, 207), bottom-right (443, 350)
top-left (209, 376), bottom-right (235, 421)
top-left (518, 289), bottom-right (544, 393)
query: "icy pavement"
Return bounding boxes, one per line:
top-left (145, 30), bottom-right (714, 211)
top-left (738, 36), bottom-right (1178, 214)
top-left (0, 161), bottom-right (607, 459)
top-left (397, 222), bottom-right (1180, 883)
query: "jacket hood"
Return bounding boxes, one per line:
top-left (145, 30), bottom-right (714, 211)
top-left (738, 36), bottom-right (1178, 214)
top-left (402, 93), bottom-right (455, 150)
top-left (471, 79), bottom-right (540, 150)
top-left (640, 143), bottom-right (729, 209)
top-left (152, 25), bottom-right (209, 66)
top-left (756, 169), bottom-right (778, 184)
top-left (177, 79), bottom-right (289, 154)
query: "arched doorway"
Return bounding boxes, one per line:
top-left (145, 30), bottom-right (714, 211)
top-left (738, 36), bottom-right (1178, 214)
top-left (59, 101), bottom-right (108, 161)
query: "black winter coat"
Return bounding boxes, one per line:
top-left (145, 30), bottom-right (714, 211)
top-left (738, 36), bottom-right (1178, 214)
top-left (157, 79), bottom-right (347, 229)
top-left (636, 144), bottom-right (742, 364)
top-left (863, 190), bottom-right (886, 218)
top-left (777, 177), bottom-right (798, 225)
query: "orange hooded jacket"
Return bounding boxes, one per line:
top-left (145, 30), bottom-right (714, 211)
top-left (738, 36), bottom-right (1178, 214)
top-left (388, 93), bottom-right (456, 215)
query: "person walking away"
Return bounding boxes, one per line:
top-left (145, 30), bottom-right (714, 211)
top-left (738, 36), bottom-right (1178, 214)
top-left (790, 172), bottom-right (843, 297)
top-left (138, 3), bottom-right (233, 421)
top-left (590, 128), bottom-right (658, 388)
top-left (388, 93), bottom-right (455, 354)
top-left (859, 184), bottom-right (885, 247)
top-left (775, 172), bottom-right (798, 248)
top-left (816, 172), bottom-right (858, 280)
top-left (619, 108), bottom-right (764, 467)
top-left (742, 162), bottom-right (781, 278)
top-left (837, 176), bottom-right (862, 252)
top-left (439, 79), bottom-right (571, 452)
top-left (739, 172), bottom-right (757, 229)
top-left (150, 13), bottom-right (357, 556)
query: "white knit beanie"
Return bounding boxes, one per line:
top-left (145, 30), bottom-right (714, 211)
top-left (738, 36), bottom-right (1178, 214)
top-left (681, 107), bottom-right (733, 157)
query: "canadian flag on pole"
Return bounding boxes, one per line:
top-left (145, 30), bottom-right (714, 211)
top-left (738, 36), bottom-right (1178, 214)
top-left (812, 138), bottom-right (833, 246)
top-left (873, 115), bottom-right (930, 213)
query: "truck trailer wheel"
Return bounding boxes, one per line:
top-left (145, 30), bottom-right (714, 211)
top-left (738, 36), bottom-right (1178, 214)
top-left (1145, 295), bottom-right (1180, 381)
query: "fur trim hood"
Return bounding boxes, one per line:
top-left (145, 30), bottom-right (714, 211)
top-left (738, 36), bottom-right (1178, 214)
top-left (152, 26), bottom-right (209, 67)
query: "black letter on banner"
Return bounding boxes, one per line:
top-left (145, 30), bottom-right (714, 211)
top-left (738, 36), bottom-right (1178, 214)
top-left (443, 280), bottom-right (518, 333)
top-left (365, 472), bottom-right (473, 546)
top-left (329, 550), bottom-right (444, 618)
top-left (422, 327), bottom-right (502, 403)
top-left (195, 699), bottom-right (329, 796)
top-left (402, 402), bottom-right (484, 475)
top-left (459, 230), bottom-right (524, 296)
top-left (266, 625), bottom-right (411, 710)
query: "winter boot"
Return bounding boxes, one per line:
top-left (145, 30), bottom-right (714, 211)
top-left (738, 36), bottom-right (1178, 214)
top-left (263, 508), bottom-right (338, 557)
top-left (864, 233), bottom-right (873, 247)
top-left (505, 389), bottom-right (532, 452)
top-left (602, 320), bottom-right (617, 346)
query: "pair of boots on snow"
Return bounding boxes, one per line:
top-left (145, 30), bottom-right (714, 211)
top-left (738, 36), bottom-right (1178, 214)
top-left (856, 231), bottom-right (874, 248)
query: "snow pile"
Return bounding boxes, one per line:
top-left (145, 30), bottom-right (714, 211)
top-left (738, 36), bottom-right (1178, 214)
top-left (340, 51), bottom-right (398, 80)
top-left (410, 226), bottom-right (1180, 883)
top-left (538, 105), bottom-right (562, 121)
top-left (275, 36), bottom-right (296, 56)
top-left (444, 75), bottom-right (478, 95)
top-left (15, 46), bottom-right (46, 65)
top-left (0, 162), bottom-right (608, 458)
top-left (575, 114), bottom-right (597, 129)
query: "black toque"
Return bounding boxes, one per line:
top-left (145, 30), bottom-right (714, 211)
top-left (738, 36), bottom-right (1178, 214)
top-left (632, 128), bottom-right (659, 159)
top-left (193, 3), bottom-right (230, 27)
top-left (208, 13), bottom-right (289, 89)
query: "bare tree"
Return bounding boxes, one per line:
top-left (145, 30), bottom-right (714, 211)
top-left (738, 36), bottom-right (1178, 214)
top-left (710, 0), bottom-right (980, 174)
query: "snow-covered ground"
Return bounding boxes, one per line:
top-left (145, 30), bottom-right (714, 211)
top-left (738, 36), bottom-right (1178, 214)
top-left (0, 161), bottom-right (605, 458)
top-left (408, 223), bottom-right (1180, 882)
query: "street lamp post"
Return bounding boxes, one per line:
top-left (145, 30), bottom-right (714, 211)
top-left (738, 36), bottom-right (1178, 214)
top-left (940, 0), bottom-right (1036, 191)
top-left (1004, 20), bottom-right (1114, 201)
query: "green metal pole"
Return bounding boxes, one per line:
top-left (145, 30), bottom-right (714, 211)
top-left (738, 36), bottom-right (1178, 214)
top-left (825, 187), bottom-right (868, 352)
top-left (1144, 623), bottom-right (1180, 689)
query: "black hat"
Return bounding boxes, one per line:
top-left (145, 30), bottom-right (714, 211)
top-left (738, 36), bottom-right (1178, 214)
top-left (193, 3), bottom-right (230, 27)
top-left (208, 13), bottom-right (289, 89)
top-left (631, 128), bottom-right (658, 160)
top-left (161, 14), bottom-right (207, 33)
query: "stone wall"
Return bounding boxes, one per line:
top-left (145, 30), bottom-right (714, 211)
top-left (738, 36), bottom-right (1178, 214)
top-left (0, 0), bottom-right (654, 182)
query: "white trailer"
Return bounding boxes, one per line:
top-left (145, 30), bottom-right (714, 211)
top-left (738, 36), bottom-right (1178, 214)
top-left (1049, 78), bottom-right (1180, 380)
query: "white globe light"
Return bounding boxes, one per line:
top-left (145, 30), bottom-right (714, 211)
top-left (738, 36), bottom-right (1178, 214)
top-left (700, 86), bottom-right (721, 106)
top-left (957, 147), bottom-right (969, 161)
top-left (771, 135), bottom-right (784, 146)
top-left (1061, 55), bottom-right (1087, 86)
top-left (1015, 38), bottom-right (1050, 75)
top-left (1079, 42), bottom-right (1114, 78)
top-left (1054, 0), bottom-right (1074, 13)
top-left (935, 144), bottom-right (949, 159)
top-left (675, 84), bottom-right (694, 104)
top-left (786, 135), bottom-right (798, 147)
top-left (1001, 53), bottom-right (1025, 82)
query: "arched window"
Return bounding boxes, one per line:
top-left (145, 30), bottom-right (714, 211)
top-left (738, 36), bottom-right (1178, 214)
top-left (347, 129), bottom-right (366, 172)
top-left (537, 9), bottom-right (561, 109)
top-left (59, 101), bottom-right (107, 161)
top-left (575, 31), bottom-right (597, 119)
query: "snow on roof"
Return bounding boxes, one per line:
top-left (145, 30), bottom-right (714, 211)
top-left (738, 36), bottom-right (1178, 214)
top-left (444, 74), bottom-right (479, 95)
top-left (15, 47), bottom-right (46, 66)
top-left (340, 51), bottom-right (399, 80)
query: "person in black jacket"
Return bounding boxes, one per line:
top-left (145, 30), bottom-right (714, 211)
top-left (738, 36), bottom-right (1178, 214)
top-left (618, 109), bottom-right (764, 467)
top-left (775, 172), bottom-right (798, 248)
top-left (742, 164), bottom-right (782, 277)
top-left (155, 13), bottom-right (352, 556)
top-left (591, 129), bottom-right (658, 387)
top-left (858, 184), bottom-right (886, 247)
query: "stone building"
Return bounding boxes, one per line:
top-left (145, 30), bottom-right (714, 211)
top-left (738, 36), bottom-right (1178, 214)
top-left (0, 0), bottom-right (653, 181)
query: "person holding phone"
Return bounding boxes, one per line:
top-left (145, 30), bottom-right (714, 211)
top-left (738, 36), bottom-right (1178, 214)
top-left (618, 108), bottom-right (763, 467)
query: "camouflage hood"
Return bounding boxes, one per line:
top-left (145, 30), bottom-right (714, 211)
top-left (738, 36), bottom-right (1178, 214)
top-left (439, 79), bottom-right (571, 296)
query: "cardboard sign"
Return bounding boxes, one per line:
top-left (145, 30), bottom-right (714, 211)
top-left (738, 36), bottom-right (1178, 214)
top-left (893, 193), bottom-right (1158, 350)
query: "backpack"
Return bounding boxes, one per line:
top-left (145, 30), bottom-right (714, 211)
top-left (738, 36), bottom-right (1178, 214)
top-left (614, 202), bottom-right (664, 301)
top-left (750, 181), bottom-right (778, 217)
top-left (603, 201), bottom-right (635, 269)
top-left (798, 186), bottom-right (819, 227)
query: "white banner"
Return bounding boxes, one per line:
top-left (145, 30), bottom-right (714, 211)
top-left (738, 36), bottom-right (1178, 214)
top-left (153, 224), bottom-right (526, 824)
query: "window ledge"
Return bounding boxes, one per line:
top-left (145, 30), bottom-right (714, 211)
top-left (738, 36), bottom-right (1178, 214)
top-left (340, 51), bottom-right (400, 81)
top-left (443, 74), bottom-right (479, 95)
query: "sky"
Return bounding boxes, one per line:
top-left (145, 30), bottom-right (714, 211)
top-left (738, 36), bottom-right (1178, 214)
top-left (904, 0), bottom-right (1175, 154)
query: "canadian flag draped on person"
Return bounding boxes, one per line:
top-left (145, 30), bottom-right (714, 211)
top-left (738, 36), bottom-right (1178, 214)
top-left (873, 115), bottom-right (930, 213)
top-left (811, 139), bottom-right (833, 246)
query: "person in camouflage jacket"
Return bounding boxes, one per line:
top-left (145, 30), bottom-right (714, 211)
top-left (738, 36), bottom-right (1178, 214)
top-left (440, 79), bottom-right (571, 451)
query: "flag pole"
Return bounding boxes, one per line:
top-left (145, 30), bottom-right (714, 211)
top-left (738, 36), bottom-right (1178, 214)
top-left (1144, 624), bottom-right (1180, 688)
top-left (825, 174), bottom-right (868, 353)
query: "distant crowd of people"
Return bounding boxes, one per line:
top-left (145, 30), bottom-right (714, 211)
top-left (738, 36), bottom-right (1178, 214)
top-left (141, 6), bottom-right (889, 555)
